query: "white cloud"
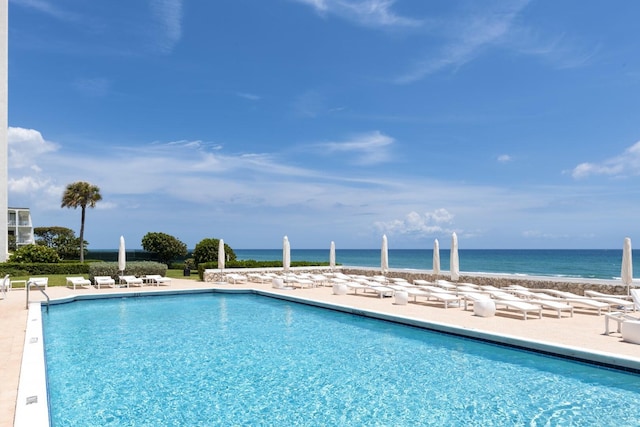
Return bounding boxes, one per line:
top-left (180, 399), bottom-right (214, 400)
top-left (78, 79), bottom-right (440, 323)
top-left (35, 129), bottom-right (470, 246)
top-left (317, 130), bottom-right (394, 165)
top-left (375, 208), bottom-right (455, 237)
top-left (8, 175), bottom-right (52, 194)
top-left (293, 0), bottom-right (421, 28)
top-left (497, 154), bottom-right (512, 163)
top-left (149, 0), bottom-right (183, 53)
top-left (8, 127), bottom-right (59, 168)
top-left (570, 141), bottom-right (640, 179)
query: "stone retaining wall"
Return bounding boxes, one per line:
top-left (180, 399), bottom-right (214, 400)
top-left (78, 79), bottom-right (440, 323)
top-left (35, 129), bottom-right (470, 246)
top-left (341, 269), bottom-right (630, 296)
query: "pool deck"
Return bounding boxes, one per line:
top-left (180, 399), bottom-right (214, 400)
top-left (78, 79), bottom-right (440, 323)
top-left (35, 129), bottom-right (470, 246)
top-left (1, 278), bottom-right (639, 426)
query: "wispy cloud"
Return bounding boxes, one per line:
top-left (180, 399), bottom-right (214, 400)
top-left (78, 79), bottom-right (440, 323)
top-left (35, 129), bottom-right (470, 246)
top-left (236, 92), bottom-right (261, 101)
top-left (394, 0), bottom-right (600, 84)
top-left (292, 90), bottom-right (326, 118)
top-left (570, 141), bottom-right (640, 179)
top-left (9, 126), bottom-right (632, 248)
top-left (395, 1), bottom-right (530, 83)
top-left (497, 154), bottom-right (512, 163)
top-left (316, 130), bottom-right (395, 165)
top-left (10, 0), bottom-right (80, 21)
top-left (505, 27), bottom-right (601, 70)
top-left (73, 78), bottom-right (110, 97)
top-left (148, 0), bottom-right (183, 53)
top-left (293, 0), bottom-right (421, 28)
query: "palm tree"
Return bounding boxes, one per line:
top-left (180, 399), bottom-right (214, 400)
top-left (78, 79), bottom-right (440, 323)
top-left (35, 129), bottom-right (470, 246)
top-left (61, 181), bottom-right (102, 263)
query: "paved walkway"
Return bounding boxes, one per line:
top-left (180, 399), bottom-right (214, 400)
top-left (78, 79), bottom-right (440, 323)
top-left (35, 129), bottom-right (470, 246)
top-left (1, 278), bottom-right (638, 426)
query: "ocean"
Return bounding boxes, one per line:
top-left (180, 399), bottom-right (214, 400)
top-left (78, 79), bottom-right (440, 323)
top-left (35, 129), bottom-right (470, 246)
top-left (234, 249), bottom-right (629, 281)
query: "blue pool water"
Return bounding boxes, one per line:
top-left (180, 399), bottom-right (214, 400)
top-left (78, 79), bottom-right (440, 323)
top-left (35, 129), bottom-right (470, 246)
top-left (43, 293), bottom-right (640, 426)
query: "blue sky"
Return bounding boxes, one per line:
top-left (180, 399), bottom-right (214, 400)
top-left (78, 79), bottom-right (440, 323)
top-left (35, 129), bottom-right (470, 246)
top-left (6, 0), bottom-right (640, 250)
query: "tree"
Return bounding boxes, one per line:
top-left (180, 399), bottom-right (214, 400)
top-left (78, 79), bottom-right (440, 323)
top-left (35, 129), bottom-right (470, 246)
top-left (61, 181), bottom-right (102, 263)
top-left (34, 226), bottom-right (85, 260)
top-left (193, 238), bottom-right (237, 266)
top-left (9, 244), bottom-right (60, 263)
top-left (141, 232), bottom-right (188, 266)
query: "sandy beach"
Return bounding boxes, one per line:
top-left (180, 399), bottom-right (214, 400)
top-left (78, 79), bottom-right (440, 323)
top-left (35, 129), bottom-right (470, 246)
top-left (1, 276), bottom-right (639, 426)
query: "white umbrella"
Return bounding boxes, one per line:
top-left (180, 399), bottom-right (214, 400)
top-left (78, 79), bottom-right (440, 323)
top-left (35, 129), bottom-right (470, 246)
top-left (118, 235), bottom-right (126, 273)
top-left (450, 232), bottom-right (459, 281)
top-left (330, 241), bottom-right (336, 271)
top-left (283, 236), bottom-right (291, 272)
top-left (381, 234), bottom-right (389, 274)
top-left (622, 237), bottom-right (633, 295)
top-left (218, 239), bottom-right (225, 270)
top-left (433, 238), bottom-right (441, 275)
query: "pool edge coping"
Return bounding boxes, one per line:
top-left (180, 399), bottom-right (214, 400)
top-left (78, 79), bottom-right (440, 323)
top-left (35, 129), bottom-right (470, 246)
top-left (17, 286), bottom-right (640, 426)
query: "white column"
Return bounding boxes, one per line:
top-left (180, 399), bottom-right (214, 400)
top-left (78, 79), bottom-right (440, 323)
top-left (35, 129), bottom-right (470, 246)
top-left (0, 0), bottom-right (8, 261)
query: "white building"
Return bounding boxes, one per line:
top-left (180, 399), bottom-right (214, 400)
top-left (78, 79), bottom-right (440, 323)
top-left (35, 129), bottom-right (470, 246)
top-left (8, 207), bottom-right (34, 248)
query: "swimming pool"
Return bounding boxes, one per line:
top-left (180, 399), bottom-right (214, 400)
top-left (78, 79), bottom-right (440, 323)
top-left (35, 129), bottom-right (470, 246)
top-left (43, 292), bottom-right (640, 426)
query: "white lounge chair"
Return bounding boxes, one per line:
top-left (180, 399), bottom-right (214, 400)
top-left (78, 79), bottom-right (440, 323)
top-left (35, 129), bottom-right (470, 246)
top-left (66, 276), bottom-right (92, 290)
top-left (28, 277), bottom-right (48, 290)
top-left (225, 273), bottom-right (247, 284)
top-left (484, 290), bottom-right (543, 320)
top-left (492, 299), bottom-right (543, 320)
top-left (511, 290), bottom-right (574, 318)
top-left (144, 275), bottom-right (172, 286)
top-left (0, 274), bottom-right (9, 298)
top-left (605, 289), bottom-right (640, 334)
top-left (542, 290), bottom-right (610, 315)
top-left (459, 291), bottom-right (492, 311)
top-left (119, 275), bottom-right (144, 287)
top-left (310, 274), bottom-right (330, 287)
top-left (345, 281), bottom-right (371, 295)
top-left (583, 290), bottom-right (635, 312)
top-left (93, 276), bottom-right (116, 289)
top-left (361, 281), bottom-right (394, 298)
top-left (419, 287), bottom-right (462, 308)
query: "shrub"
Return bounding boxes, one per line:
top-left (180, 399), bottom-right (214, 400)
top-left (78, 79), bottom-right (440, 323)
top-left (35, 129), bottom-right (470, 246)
top-left (193, 238), bottom-right (236, 266)
top-left (141, 232), bottom-right (188, 266)
top-left (9, 245), bottom-right (60, 263)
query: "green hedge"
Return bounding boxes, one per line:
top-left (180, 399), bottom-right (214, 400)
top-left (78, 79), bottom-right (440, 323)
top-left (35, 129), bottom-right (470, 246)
top-left (88, 261), bottom-right (167, 279)
top-left (0, 261), bottom-right (169, 279)
top-left (0, 262), bottom-right (91, 275)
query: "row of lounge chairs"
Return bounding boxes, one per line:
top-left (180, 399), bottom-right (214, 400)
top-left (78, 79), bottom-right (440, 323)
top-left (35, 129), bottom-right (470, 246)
top-left (221, 270), bottom-right (640, 328)
top-left (248, 272), bottom-right (637, 321)
top-left (67, 275), bottom-right (172, 289)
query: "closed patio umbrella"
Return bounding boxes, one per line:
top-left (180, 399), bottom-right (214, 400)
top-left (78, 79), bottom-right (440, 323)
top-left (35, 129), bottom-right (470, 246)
top-left (381, 234), bottom-right (389, 274)
top-left (118, 235), bottom-right (126, 274)
top-left (622, 237), bottom-right (633, 295)
top-left (450, 232), bottom-right (459, 281)
top-left (218, 239), bottom-right (225, 270)
top-left (330, 241), bottom-right (336, 271)
top-left (433, 239), bottom-right (441, 276)
top-left (283, 236), bottom-right (291, 272)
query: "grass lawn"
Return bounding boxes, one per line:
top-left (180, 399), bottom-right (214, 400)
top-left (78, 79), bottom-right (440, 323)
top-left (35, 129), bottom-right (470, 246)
top-left (8, 269), bottom-right (198, 288)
